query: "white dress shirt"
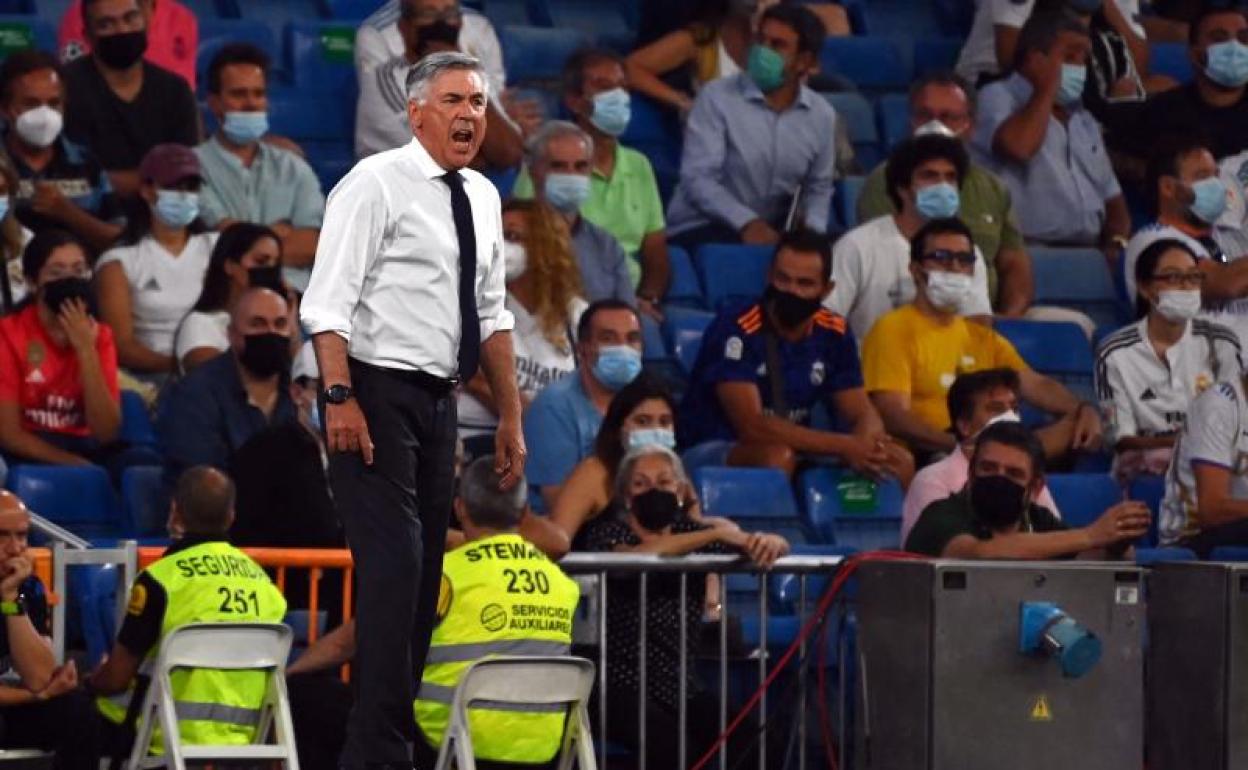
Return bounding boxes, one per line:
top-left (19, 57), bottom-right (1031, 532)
top-left (300, 137), bottom-right (514, 378)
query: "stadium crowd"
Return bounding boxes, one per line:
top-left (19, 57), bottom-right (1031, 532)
top-left (0, 0), bottom-right (1247, 766)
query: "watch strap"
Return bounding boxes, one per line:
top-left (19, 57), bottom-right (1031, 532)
top-left (0, 598), bottom-right (24, 616)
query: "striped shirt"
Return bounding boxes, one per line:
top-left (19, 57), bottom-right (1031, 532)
top-left (1095, 317), bottom-right (1241, 445)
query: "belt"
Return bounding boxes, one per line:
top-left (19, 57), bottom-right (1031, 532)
top-left (349, 357), bottom-right (459, 395)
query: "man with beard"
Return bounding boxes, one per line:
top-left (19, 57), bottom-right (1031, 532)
top-left (678, 228), bottom-right (914, 482)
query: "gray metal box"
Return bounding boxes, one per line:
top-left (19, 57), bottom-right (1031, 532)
top-left (1147, 562), bottom-right (1248, 770)
top-left (855, 560), bottom-right (1144, 770)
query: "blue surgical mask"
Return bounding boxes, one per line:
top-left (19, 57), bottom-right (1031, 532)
top-left (222, 111), bottom-right (269, 145)
top-left (0, 195), bottom-right (11, 222)
top-left (592, 344), bottom-right (642, 391)
top-left (1190, 176), bottom-right (1228, 224)
top-left (747, 44), bottom-right (786, 93)
top-left (627, 427), bottom-right (676, 451)
top-left (153, 190), bottom-right (200, 228)
top-left (1205, 40), bottom-right (1248, 88)
top-left (589, 87), bottom-right (631, 137)
top-left (1057, 63), bottom-right (1086, 106)
top-left (915, 182), bottom-right (960, 219)
top-left (543, 172), bottom-right (591, 213)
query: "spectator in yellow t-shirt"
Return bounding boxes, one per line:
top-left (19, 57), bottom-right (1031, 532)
top-left (861, 217), bottom-right (1103, 463)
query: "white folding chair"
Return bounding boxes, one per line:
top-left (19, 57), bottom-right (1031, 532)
top-left (433, 656), bottom-right (597, 770)
top-left (126, 623), bottom-right (298, 770)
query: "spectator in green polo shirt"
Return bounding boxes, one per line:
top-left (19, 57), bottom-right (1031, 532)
top-left (512, 49), bottom-right (670, 320)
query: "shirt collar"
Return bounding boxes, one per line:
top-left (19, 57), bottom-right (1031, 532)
top-left (408, 136), bottom-right (453, 181)
top-left (209, 134), bottom-right (269, 168)
top-left (737, 72), bottom-right (814, 110)
top-left (163, 534), bottom-right (230, 557)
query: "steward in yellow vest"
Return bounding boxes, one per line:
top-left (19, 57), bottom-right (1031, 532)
top-left (413, 456), bottom-right (580, 769)
top-left (88, 466), bottom-right (287, 761)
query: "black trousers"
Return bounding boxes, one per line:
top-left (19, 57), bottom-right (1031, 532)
top-left (1, 690), bottom-right (99, 770)
top-left (1179, 518), bottom-right (1248, 558)
top-left (329, 358), bottom-right (457, 768)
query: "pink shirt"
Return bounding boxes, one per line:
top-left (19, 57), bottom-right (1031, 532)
top-left (58, 0), bottom-right (198, 90)
top-left (901, 449), bottom-right (1062, 543)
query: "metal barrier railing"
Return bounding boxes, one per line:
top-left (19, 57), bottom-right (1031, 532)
top-left (559, 553), bottom-right (849, 770)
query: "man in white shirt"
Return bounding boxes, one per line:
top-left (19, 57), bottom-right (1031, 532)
top-left (1161, 377), bottom-right (1248, 555)
top-left (354, 0), bottom-right (521, 168)
top-left (901, 367), bottom-right (1064, 543)
top-left (300, 52), bottom-right (523, 770)
top-left (827, 133), bottom-right (992, 341)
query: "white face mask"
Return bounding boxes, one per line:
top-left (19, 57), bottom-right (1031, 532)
top-left (1155, 288), bottom-right (1202, 323)
top-left (14, 105), bottom-right (63, 149)
top-left (914, 119), bottom-right (957, 139)
top-left (924, 270), bottom-right (973, 312)
top-left (503, 241), bottom-right (527, 282)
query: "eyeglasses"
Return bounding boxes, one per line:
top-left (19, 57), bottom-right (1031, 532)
top-left (922, 249), bottom-right (976, 268)
top-left (1150, 271), bottom-right (1205, 288)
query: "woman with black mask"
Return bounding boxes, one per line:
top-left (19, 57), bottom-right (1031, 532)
top-left (580, 444), bottom-right (787, 769)
top-left (0, 229), bottom-right (134, 471)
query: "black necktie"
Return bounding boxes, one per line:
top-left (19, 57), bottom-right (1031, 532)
top-left (442, 171), bottom-right (480, 380)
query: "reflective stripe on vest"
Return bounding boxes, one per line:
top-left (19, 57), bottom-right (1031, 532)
top-left (414, 533), bottom-right (579, 764)
top-left (96, 541), bottom-right (287, 755)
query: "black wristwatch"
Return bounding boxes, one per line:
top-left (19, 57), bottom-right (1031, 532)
top-left (323, 384), bottom-right (355, 405)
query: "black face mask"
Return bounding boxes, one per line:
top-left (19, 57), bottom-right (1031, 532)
top-left (42, 277), bottom-right (95, 316)
top-left (764, 284), bottom-right (822, 329)
top-left (94, 30), bottom-right (148, 70)
top-left (247, 266), bottom-right (284, 294)
top-left (970, 474), bottom-right (1030, 530)
top-left (632, 489), bottom-right (681, 532)
top-left (416, 20), bottom-right (461, 53)
top-left (238, 332), bottom-right (290, 378)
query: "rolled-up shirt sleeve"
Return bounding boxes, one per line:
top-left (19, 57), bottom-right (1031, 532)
top-left (300, 165), bottom-right (389, 341)
top-left (477, 189), bottom-right (515, 340)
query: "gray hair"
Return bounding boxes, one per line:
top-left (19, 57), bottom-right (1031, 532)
top-left (405, 51), bottom-right (488, 103)
top-left (459, 455), bottom-right (527, 530)
top-left (613, 445), bottom-right (691, 503)
top-left (524, 119), bottom-right (594, 170)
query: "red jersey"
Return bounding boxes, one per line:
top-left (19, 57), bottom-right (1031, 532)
top-left (58, 0), bottom-right (198, 90)
top-left (0, 304), bottom-right (120, 437)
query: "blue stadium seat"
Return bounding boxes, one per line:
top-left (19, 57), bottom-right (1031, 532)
top-left (695, 466), bottom-right (810, 543)
top-left (1149, 41), bottom-right (1193, 85)
top-left (1129, 473), bottom-right (1164, 546)
top-left (664, 244), bottom-right (703, 307)
top-left (267, 91), bottom-right (353, 143)
top-left (823, 92), bottom-right (880, 171)
top-left (498, 25), bottom-right (589, 85)
top-left (324, 0), bottom-right (387, 20)
top-left (693, 243), bottom-right (771, 311)
top-left (546, 0), bottom-right (633, 50)
top-left (0, 15), bottom-right (54, 54)
top-left (1135, 547), bottom-right (1197, 565)
top-left (619, 94), bottom-right (681, 206)
top-left (994, 319), bottom-right (1095, 400)
top-left (640, 313), bottom-right (668, 362)
top-left (1030, 246), bottom-right (1126, 328)
top-left (819, 37), bottom-right (909, 93)
top-left (1209, 546), bottom-right (1248, 561)
top-left (1045, 473), bottom-right (1119, 528)
top-left (835, 175), bottom-right (866, 230)
top-left (913, 37), bottom-right (962, 77)
top-left (800, 467), bottom-right (904, 550)
top-left (310, 147), bottom-right (356, 194)
top-left (661, 307), bottom-right (713, 374)
top-left (0, 0), bottom-right (34, 14)
top-left (237, 0), bottom-right (325, 27)
top-left (186, 0), bottom-right (233, 19)
top-left (932, 0), bottom-right (975, 36)
top-left (120, 465), bottom-right (167, 537)
top-left (119, 390), bottom-right (157, 447)
top-left (481, 0), bottom-right (533, 28)
top-left (6, 464), bottom-right (119, 537)
top-left (197, 20), bottom-right (278, 92)
top-left (877, 92), bottom-right (910, 152)
top-left (286, 21), bottom-right (357, 93)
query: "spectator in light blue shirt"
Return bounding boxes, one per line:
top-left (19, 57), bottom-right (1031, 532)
top-left (666, 4), bottom-right (835, 251)
top-left (195, 43), bottom-right (325, 289)
top-left (971, 10), bottom-right (1130, 254)
top-left (524, 300), bottom-right (642, 511)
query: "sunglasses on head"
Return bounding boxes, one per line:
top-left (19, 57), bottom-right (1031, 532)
top-left (922, 249), bottom-right (976, 268)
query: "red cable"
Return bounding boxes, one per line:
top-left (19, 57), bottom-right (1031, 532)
top-left (687, 550), bottom-right (924, 770)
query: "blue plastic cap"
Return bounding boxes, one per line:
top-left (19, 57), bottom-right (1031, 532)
top-left (1049, 618), bottom-right (1103, 678)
